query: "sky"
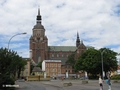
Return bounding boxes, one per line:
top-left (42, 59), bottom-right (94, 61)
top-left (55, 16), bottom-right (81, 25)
top-left (0, 0), bottom-right (120, 60)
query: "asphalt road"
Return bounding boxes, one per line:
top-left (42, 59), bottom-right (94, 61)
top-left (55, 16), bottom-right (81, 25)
top-left (15, 80), bottom-right (120, 90)
top-left (16, 82), bottom-right (46, 90)
top-left (15, 81), bottom-right (64, 90)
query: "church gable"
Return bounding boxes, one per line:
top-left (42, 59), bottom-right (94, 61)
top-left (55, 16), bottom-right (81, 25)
top-left (78, 42), bottom-right (86, 49)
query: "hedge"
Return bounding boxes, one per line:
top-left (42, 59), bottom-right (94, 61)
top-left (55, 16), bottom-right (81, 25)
top-left (111, 75), bottom-right (120, 80)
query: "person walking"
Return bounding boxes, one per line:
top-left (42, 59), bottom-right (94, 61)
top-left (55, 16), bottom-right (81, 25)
top-left (99, 75), bottom-right (103, 90)
top-left (107, 77), bottom-right (111, 90)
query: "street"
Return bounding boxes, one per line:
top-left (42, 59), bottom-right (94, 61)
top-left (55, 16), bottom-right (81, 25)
top-left (15, 80), bottom-right (120, 90)
top-left (15, 81), bottom-right (64, 90)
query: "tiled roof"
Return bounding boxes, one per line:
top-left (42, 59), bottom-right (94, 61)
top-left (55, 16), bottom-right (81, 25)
top-left (32, 67), bottom-right (42, 72)
top-left (33, 23), bottom-right (44, 29)
top-left (44, 60), bottom-right (61, 62)
top-left (49, 58), bottom-right (67, 65)
top-left (48, 46), bottom-right (77, 52)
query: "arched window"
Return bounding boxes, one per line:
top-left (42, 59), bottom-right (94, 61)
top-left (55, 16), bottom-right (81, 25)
top-left (36, 50), bottom-right (40, 63)
top-left (66, 54), bottom-right (68, 57)
top-left (52, 54), bottom-right (54, 57)
top-left (57, 54), bottom-right (59, 57)
top-left (62, 54), bottom-right (64, 57)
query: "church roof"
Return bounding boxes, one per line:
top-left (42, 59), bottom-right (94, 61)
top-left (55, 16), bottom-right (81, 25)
top-left (48, 46), bottom-right (77, 52)
top-left (77, 41), bottom-right (86, 49)
top-left (33, 23), bottom-right (44, 29)
top-left (32, 67), bottom-right (42, 72)
top-left (33, 7), bottom-right (45, 29)
top-left (47, 58), bottom-right (67, 65)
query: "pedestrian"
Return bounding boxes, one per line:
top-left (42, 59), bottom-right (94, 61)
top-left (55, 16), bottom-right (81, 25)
top-left (99, 75), bottom-right (103, 90)
top-left (61, 77), bottom-right (64, 81)
top-left (107, 77), bottom-right (111, 90)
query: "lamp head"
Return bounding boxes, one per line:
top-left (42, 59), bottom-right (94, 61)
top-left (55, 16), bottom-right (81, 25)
top-left (22, 32), bottom-right (27, 34)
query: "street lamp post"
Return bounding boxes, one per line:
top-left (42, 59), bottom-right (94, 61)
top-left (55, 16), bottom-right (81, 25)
top-left (117, 53), bottom-right (120, 65)
top-left (8, 32), bottom-right (27, 50)
top-left (101, 50), bottom-right (105, 81)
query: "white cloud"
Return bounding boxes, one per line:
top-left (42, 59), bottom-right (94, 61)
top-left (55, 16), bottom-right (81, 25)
top-left (0, 0), bottom-right (120, 58)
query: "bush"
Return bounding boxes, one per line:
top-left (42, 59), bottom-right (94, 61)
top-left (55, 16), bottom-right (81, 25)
top-left (88, 75), bottom-right (99, 80)
top-left (0, 74), bottom-right (15, 90)
top-left (111, 75), bottom-right (120, 80)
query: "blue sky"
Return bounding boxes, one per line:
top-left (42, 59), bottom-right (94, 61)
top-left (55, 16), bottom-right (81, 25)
top-left (0, 0), bottom-right (120, 59)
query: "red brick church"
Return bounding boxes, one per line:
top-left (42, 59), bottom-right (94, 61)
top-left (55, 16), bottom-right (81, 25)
top-left (29, 8), bottom-right (86, 74)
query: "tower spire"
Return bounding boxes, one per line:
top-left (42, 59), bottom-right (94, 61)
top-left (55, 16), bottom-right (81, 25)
top-left (77, 32), bottom-right (79, 39)
top-left (76, 31), bottom-right (80, 47)
top-left (38, 6), bottom-right (40, 16)
top-left (33, 7), bottom-right (45, 29)
top-left (36, 6), bottom-right (41, 23)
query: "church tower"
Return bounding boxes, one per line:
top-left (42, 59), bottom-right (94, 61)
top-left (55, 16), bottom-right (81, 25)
top-left (75, 32), bottom-right (86, 60)
top-left (30, 7), bottom-right (48, 64)
top-left (76, 32), bottom-right (80, 47)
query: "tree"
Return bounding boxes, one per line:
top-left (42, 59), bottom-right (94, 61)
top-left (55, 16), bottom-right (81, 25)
top-left (36, 61), bottom-right (43, 69)
top-left (17, 58), bottom-right (27, 78)
top-left (66, 53), bottom-right (76, 68)
top-left (74, 48), bottom-right (118, 78)
top-left (99, 48), bottom-right (118, 76)
top-left (0, 48), bottom-right (27, 89)
top-left (75, 48), bottom-right (100, 74)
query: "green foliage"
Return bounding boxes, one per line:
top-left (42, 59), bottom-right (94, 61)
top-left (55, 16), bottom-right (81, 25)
top-left (75, 48), bottom-right (100, 74)
top-left (17, 58), bottom-right (27, 78)
top-left (0, 74), bottom-right (15, 90)
top-left (75, 48), bottom-right (118, 76)
top-left (36, 61), bottom-right (42, 68)
top-left (66, 53), bottom-right (76, 68)
top-left (99, 48), bottom-right (118, 72)
top-left (88, 75), bottom-right (99, 80)
top-left (0, 47), bottom-right (27, 89)
top-left (30, 64), bottom-right (34, 74)
top-left (111, 75), bottom-right (120, 80)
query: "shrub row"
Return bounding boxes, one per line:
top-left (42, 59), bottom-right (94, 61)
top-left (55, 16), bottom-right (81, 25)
top-left (111, 75), bottom-right (120, 80)
top-left (88, 75), bottom-right (99, 80)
